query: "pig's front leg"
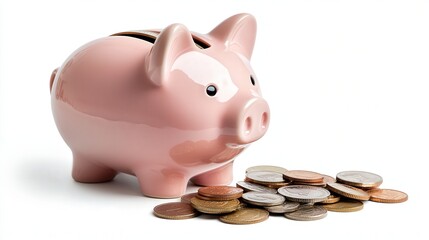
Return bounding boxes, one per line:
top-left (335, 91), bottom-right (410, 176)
top-left (135, 168), bottom-right (188, 198)
top-left (190, 161), bottom-right (234, 186)
top-left (72, 152), bottom-right (118, 183)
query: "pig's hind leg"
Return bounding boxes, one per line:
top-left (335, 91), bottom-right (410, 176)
top-left (72, 152), bottom-right (118, 183)
top-left (190, 161), bottom-right (233, 186)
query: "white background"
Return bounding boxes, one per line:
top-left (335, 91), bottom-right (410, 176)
top-left (1, 0), bottom-right (428, 239)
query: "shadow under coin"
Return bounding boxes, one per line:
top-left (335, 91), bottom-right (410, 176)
top-left (198, 214), bottom-right (222, 220)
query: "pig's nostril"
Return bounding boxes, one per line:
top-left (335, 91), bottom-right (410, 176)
top-left (244, 117), bottom-right (252, 135)
top-left (261, 112), bottom-right (268, 129)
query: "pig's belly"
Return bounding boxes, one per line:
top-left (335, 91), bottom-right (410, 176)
top-left (52, 100), bottom-right (247, 177)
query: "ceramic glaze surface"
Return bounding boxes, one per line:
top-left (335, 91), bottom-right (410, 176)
top-left (51, 13), bottom-right (270, 198)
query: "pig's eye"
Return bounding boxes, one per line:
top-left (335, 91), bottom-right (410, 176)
top-left (206, 85), bottom-right (217, 96)
top-left (250, 76), bottom-right (256, 86)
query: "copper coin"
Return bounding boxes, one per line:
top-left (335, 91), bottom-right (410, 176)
top-left (196, 194), bottom-right (221, 201)
top-left (292, 174), bottom-right (335, 187)
top-left (198, 186), bottom-right (243, 200)
top-left (153, 202), bottom-right (198, 220)
top-left (263, 182), bottom-right (290, 188)
top-left (245, 177), bottom-right (291, 188)
top-left (236, 181), bottom-right (278, 194)
top-left (336, 171), bottom-right (383, 188)
top-left (241, 191), bottom-right (286, 207)
top-left (326, 182), bottom-right (370, 201)
top-left (264, 201), bottom-right (300, 213)
top-left (246, 171), bottom-right (286, 184)
top-left (246, 165), bottom-right (288, 174)
top-left (321, 194), bottom-right (341, 204)
top-left (284, 205), bottom-right (327, 221)
top-left (322, 174), bottom-right (336, 184)
top-left (244, 177), bottom-right (291, 188)
top-left (366, 189), bottom-right (408, 203)
top-left (322, 199), bottom-right (364, 212)
top-left (219, 208), bottom-right (269, 225)
top-left (180, 192), bottom-right (198, 204)
top-left (190, 197), bottom-right (240, 214)
top-left (278, 185), bottom-right (330, 203)
top-left (283, 170), bottom-right (324, 183)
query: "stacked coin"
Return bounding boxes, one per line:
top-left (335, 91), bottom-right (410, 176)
top-left (153, 165), bottom-right (408, 224)
top-left (334, 171), bottom-right (408, 204)
top-left (190, 186), bottom-right (243, 214)
top-left (247, 168), bottom-right (331, 220)
top-left (189, 185), bottom-right (271, 224)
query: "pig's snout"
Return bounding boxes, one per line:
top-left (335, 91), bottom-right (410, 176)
top-left (237, 98), bottom-right (270, 144)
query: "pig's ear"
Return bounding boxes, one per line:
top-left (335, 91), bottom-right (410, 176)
top-left (146, 23), bottom-right (196, 86)
top-left (209, 13), bottom-right (257, 59)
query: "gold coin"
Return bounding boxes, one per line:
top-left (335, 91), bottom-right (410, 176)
top-left (322, 199), bottom-right (364, 212)
top-left (366, 189), bottom-right (408, 203)
top-left (219, 208), bottom-right (269, 224)
top-left (190, 197), bottom-right (240, 214)
top-left (246, 165), bottom-right (288, 174)
top-left (326, 182), bottom-right (370, 201)
top-left (321, 194), bottom-right (341, 204)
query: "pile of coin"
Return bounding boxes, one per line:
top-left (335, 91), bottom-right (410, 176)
top-left (153, 165), bottom-right (408, 224)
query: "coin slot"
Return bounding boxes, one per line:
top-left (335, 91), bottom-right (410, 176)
top-left (191, 35), bottom-right (211, 49)
top-left (116, 33), bottom-right (156, 43)
top-left (111, 31), bottom-right (210, 49)
top-left (111, 31), bottom-right (158, 44)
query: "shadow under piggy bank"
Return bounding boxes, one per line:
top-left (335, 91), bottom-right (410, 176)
top-left (21, 157), bottom-right (202, 198)
top-left (20, 157), bottom-right (142, 197)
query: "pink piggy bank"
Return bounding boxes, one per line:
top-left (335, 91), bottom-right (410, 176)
top-left (50, 13), bottom-right (270, 198)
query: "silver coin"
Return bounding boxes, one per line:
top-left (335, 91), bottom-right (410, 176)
top-left (336, 171), bottom-right (383, 188)
top-left (290, 181), bottom-right (326, 187)
top-left (236, 181), bottom-right (278, 194)
top-left (246, 171), bottom-right (286, 184)
top-left (241, 191), bottom-right (285, 207)
top-left (246, 165), bottom-right (288, 174)
top-left (284, 205), bottom-right (327, 221)
top-left (278, 185), bottom-right (330, 203)
top-left (264, 201), bottom-right (300, 213)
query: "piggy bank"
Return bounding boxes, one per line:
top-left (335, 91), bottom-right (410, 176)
top-left (50, 13), bottom-right (270, 198)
